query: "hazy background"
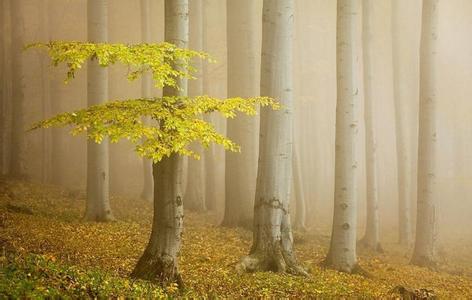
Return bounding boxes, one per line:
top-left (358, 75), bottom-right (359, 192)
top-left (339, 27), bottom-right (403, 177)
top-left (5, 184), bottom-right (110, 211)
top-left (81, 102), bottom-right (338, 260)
top-left (1, 0), bottom-right (471, 244)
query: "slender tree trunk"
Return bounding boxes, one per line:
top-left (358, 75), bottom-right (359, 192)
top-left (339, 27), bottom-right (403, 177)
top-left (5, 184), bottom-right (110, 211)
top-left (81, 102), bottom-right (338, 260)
top-left (40, 0), bottom-right (52, 184)
top-left (200, 4), bottom-right (220, 212)
top-left (222, 0), bottom-right (259, 228)
top-left (9, 0), bottom-right (25, 178)
top-left (411, 0), bottom-right (438, 268)
top-left (84, 0), bottom-right (114, 222)
top-left (140, 0), bottom-right (154, 202)
top-left (132, 0), bottom-right (188, 286)
top-left (0, 0), bottom-right (4, 175)
top-left (2, 1), bottom-right (12, 176)
top-left (359, 0), bottom-right (381, 252)
top-left (324, 0), bottom-right (363, 273)
top-left (185, 0), bottom-right (206, 212)
top-left (237, 0), bottom-right (305, 275)
top-left (293, 147), bottom-right (307, 231)
top-left (392, 0), bottom-right (413, 246)
top-left (201, 3), bottom-right (218, 212)
top-left (204, 134), bottom-right (217, 210)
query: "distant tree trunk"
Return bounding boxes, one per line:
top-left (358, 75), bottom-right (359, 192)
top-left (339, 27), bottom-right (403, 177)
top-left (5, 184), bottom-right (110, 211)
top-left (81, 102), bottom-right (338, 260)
top-left (204, 133), bottom-right (217, 210)
top-left (411, 0), bottom-right (438, 268)
top-left (40, 0), bottom-right (52, 184)
top-left (9, 0), bottom-right (25, 178)
top-left (2, 1), bottom-right (12, 176)
top-left (84, 0), bottom-right (114, 222)
top-left (185, 0), bottom-right (206, 212)
top-left (237, 0), bottom-right (305, 275)
top-left (132, 0), bottom-right (188, 286)
top-left (293, 147), bottom-right (307, 231)
top-left (222, 0), bottom-right (259, 228)
top-left (0, 0), bottom-right (4, 174)
top-left (360, 0), bottom-right (381, 252)
top-left (392, 0), bottom-right (413, 246)
top-left (202, 3), bottom-right (218, 212)
top-left (140, 0), bottom-right (154, 202)
top-left (324, 0), bottom-right (362, 273)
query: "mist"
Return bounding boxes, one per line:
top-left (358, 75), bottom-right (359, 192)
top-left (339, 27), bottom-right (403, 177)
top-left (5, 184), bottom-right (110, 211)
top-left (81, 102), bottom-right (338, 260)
top-left (1, 0), bottom-right (472, 298)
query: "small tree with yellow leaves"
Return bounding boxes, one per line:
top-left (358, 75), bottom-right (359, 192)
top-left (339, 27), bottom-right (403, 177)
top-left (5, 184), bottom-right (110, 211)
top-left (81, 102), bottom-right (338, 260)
top-left (28, 40), bottom-right (277, 286)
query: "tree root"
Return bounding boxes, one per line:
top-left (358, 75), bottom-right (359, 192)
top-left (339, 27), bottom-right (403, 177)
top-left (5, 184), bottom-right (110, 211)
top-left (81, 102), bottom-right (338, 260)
top-left (236, 252), bottom-right (308, 276)
top-left (320, 257), bottom-right (371, 277)
top-left (131, 253), bottom-right (184, 288)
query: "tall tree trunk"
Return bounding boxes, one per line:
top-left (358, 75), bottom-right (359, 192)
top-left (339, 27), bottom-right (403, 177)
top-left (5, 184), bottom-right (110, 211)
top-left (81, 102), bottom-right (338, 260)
top-left (411, 0), bottom-right (438, 268)
top-left (84, 0), bottom-right (114, 222)
top-left (185, 0), bottom-right (206, 212)
top-left (140, 0), bottom-right (154, 202)
top-left (132, 0), bottom-right (188, 286)
top-left (359, 0), bottom-right (381, 252)
top-left (2, 1), bottom-right (12, 176)
top-left (222, 0), bottom-right (260, 228)
top-left (40, 0), bottom-right (52, 184)
top-left (324, 0), bottom-right (363, 273)
top-left (237, 0), bottom-right (305, 275)
top-left (202, 3), bottom-right (218, 212)
top-left (0, 0), bottom-right (4, 175)
top-left (293, 147), bottom-right (307, 231)
top-left (9, 0), bottom-right (25, 178)
top-left (392, 0), bottom-right (413, 246)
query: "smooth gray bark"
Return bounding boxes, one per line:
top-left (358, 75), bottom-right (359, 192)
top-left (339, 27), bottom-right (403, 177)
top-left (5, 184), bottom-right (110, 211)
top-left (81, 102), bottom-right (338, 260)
top-left (140, 0), bottom-right (154, 202)
top-left (392, 0), bottom-right (413, 246)
top-left (238, 0), bottom-right (305, 275)
top-left (293, 147), bottom-right (307, 231)
top-left (411, 0), bottom-right (439, 268)
top-left (222, 0), bottom-right (260, 228)
top-left (324, 0), bottom-right (363, 273)
top-left (132, 154), bottom-right (184, 285)
top-left (185, 0), bottom-right (206, 212)
top-left (132, 0), bottom-right (188, 286)
top-left (9, 0), bottom-right (25, 178)
top-left (84, 0), bottom-right (114, 222)
top-left (360, 0), bottom-right (381, 252)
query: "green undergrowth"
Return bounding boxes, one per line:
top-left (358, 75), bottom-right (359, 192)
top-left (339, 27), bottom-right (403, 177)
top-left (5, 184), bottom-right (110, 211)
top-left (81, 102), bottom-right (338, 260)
top-left (0, 252), bottom-right (171, 299)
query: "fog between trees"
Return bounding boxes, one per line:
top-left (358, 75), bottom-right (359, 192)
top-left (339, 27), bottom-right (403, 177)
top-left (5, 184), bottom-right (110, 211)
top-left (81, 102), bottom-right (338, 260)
top-left (1, 0), bottom-right (472, 295)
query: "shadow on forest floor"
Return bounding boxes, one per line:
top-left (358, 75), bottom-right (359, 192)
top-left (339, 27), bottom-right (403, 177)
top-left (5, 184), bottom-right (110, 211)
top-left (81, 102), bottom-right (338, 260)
top-left (0, 177), bottom-right (471, 298)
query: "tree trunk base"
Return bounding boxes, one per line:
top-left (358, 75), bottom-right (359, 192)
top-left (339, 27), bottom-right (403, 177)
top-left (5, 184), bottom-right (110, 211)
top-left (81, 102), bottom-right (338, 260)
top-left (410, 254), bottom-right (437, 270)
top-left (321, 257), bottom-right (369, 276)
top-left (83, 211), bottom-right (116, 222)
top-left (131, 252), bottom-right (183, 287)
top-left (359, 237), bottom-right (384, 253)
top-left (236, 251), bottom-right (308, 276)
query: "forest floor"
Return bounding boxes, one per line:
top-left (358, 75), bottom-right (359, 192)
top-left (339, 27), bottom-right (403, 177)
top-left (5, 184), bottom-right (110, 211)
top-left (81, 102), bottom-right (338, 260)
top-left (1, 177), bottom-right (472, 298)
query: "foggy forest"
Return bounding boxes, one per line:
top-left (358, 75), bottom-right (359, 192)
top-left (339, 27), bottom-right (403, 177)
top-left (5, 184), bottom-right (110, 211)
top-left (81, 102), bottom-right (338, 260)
top-left (1, 0), bottom-right (472, 298)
